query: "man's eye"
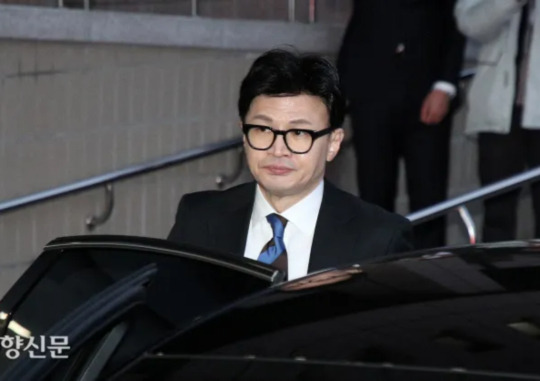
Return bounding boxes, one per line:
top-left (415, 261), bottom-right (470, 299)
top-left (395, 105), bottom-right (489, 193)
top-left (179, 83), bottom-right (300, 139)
top-left (292, 130), bottom-right (306, 136)
top-left (257, 126), bottom-right (272, 133)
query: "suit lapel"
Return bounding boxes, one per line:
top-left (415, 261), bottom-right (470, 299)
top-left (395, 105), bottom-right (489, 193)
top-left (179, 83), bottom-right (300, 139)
top-left (210, 182), bottom-right (255, 257)
top-left (308, 181), bottom-right (357, 273)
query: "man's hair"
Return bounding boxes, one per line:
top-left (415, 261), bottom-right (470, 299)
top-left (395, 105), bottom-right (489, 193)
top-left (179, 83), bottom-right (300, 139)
top-left (238, 49), bottom-right (346, 128)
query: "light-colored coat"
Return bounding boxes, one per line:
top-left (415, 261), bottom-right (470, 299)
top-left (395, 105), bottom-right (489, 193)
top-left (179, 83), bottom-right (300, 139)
top-left (455, 0), bottom-right (540, 134)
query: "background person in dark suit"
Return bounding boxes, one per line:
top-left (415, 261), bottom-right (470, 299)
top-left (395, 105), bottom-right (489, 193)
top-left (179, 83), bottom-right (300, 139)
top-left (168, 49), bottom-right (413, 280)
top-left (337, 0), bottom-right (465, 250)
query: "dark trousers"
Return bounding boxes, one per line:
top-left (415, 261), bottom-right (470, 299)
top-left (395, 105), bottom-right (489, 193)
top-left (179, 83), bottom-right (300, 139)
top-left (349, 99), bottom-right (451, 250)
top-left (478, 106), bottom-right (540, 242)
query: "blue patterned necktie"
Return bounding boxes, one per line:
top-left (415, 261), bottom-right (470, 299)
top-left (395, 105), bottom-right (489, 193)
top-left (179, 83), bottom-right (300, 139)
top-left (257, 213), bottom-right (288, 273)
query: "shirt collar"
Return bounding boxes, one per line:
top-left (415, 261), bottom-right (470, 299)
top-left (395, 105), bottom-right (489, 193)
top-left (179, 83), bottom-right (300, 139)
top-left (252, 180), bottom-right (324, 235)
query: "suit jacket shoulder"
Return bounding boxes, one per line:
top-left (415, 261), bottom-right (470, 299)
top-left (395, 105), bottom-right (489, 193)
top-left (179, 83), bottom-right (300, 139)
top-left (167, 182), bottom-right (255, 253)
top-left (308, 182), bottom-right (413, 272)
top-left (174, 182), bottom-right (254, 212)
top-left (349, 195), bottom-right (414, 256)
top-left (323, 182), bottom-right (411, 232)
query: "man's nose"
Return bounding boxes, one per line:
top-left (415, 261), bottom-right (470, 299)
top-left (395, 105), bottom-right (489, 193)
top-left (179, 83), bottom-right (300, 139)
top-left (269, 134), bottom-right (291, 156)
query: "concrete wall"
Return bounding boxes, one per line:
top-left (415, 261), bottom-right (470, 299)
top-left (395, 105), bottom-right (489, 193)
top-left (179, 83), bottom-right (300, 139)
top-left (0, 41), bottom-right (255, 295)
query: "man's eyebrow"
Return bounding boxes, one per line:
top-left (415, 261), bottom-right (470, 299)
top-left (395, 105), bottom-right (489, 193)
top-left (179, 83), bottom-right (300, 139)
top-left (289, 119), bottom-right (313, 126)
top-left (251, 115), bottom-right (273, 123)
top-left (250, 115), bottom-right (313, 126)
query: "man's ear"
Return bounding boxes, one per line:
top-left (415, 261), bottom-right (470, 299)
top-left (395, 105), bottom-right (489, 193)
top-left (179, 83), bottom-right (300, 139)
top-left (326, 128), bottom-right (344, 162)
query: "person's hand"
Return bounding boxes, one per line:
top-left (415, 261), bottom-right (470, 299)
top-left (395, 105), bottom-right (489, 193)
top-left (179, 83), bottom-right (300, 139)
top-left (420, 89), bottom-right (450, 125)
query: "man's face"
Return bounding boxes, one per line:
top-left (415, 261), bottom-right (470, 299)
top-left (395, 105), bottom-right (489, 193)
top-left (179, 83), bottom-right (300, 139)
top-left (243, 94), bottom-right (344, 205)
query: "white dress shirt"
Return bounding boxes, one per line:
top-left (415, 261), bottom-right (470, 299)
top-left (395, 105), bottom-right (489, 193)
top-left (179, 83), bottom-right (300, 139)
top-left (243, 181), bottom-right (324, 280)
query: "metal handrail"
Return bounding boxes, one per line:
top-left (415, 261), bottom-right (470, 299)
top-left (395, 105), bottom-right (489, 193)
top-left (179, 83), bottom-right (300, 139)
top-left (406, 165), bottom-right (540, 225)
top-left (0, 137), bottom-right (242, 215)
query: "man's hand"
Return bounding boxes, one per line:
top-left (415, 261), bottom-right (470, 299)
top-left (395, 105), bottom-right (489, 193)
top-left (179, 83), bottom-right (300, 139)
top-left (420, 89), bottom-right (450, 125)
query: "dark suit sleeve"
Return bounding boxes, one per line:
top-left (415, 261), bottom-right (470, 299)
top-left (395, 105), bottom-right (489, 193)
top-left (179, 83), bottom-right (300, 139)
top-left (385, 220), bottom-right (414, 254)
top-left (167, 195), bottom-right (188, 242)
top-left (440, 0), bottom-right (466, 86)
top-left (168, 193), bottom-right (213, 249)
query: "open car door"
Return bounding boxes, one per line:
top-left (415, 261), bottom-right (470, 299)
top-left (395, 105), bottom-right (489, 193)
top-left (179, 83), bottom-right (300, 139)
top-left (0, 235), bottom-right (281, 381)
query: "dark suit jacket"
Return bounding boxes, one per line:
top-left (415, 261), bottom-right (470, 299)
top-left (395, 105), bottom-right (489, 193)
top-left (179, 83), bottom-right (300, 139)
top-left (167, 181), bottom-right (413, 273)
top-left (337, 0), bottom-right (465, 104)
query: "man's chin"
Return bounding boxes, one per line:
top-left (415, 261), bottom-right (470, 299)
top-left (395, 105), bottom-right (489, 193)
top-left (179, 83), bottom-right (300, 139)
top-left (258, 182), bottom-right (298, 199)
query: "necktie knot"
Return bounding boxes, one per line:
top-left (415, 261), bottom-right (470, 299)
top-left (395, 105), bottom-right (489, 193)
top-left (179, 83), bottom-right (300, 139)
top-left (266, 213), bottom-right (288, 239)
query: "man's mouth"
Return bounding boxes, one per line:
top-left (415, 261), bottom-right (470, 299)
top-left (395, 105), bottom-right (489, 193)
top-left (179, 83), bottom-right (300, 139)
top-left (263, 165), bottom-right (294, 175)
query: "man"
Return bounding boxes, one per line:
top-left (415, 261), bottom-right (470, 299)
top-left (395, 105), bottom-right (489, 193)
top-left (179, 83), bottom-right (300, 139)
top-left (168, 49), bottom-right (413, 280)
top-left (455, 0), bottom-right (540, 241)
top-left (337, 0), bottom-right (465, 249)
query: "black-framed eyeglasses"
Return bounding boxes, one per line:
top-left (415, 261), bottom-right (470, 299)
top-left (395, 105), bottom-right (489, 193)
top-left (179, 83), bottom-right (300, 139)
top-left (242, 124), bottom-right (334, 154)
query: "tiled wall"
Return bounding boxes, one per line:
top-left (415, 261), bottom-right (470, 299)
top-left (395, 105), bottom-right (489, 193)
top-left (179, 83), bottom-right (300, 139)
top-left (0, 41), bottom-right (258, 295)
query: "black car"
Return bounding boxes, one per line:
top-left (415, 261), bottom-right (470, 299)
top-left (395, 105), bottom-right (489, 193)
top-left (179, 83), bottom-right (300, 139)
top-left (1, 236), bottom-right (540, 380)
